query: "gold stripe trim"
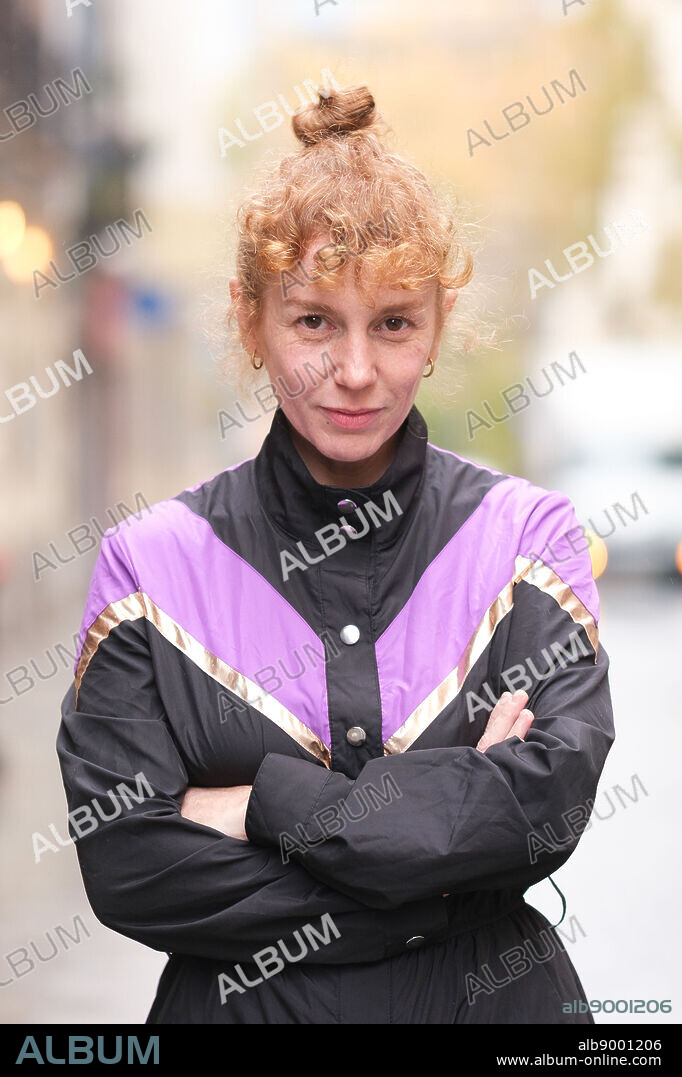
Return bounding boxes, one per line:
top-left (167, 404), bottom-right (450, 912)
top-left (75, 593), bottom-right (146, 696)
top-left (383, 579), bottom-right (515, 756)
top-left (383, 555), bottom-right (599, 756)
top-left (514, 555), bottom-right (599, 658)
top-left (75, 591), bottom-right (331, 767)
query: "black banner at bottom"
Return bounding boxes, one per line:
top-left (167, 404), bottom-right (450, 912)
top-left (0, 1021), bottom-right (678, 1068)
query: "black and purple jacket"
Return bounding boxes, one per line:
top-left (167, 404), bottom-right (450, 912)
top-left (57, 404), bottom-right (614, 1024)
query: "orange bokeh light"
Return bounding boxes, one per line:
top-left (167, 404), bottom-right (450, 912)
top-left (0, 201), bottom-right (26, 258)
top-left (586, 531), bottom-right (608, 579)
top-left (3, 225), bottom-right (52, 284)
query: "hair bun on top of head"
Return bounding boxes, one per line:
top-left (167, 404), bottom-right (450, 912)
top-left (292, 85), bottom-right (378, 146)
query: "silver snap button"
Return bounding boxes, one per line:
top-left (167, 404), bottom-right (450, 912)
top-left (339, 624), bottom-right (360, 645)
top-left (405, 936), bottom-right (425, 949)
top-left (346, 726), bottom-right (367, 746)
top-left (337, 498), bottom-right (357, 511)
top-left (340, 524), bottom-right (358, 537)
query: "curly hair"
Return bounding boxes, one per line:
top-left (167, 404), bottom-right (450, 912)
top-left (215, 83), bottom-right (489, 393)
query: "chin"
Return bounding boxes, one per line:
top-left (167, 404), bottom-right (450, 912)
top-left (313, 429), bottom-right (384, 462)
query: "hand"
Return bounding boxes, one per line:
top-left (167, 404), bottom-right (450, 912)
top-left (476, 690), bottom-right (534, 753)
top-left (180, 785), bottom-right (252, 840)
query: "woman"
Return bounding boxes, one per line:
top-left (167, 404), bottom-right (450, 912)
top-left (56, 85), bottom-right (614, 1024)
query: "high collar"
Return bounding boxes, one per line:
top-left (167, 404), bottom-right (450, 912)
top-left (254, 404), bottom-right (429, 552)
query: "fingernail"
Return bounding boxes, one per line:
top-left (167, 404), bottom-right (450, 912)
top-left (501, 691), bottom-right (511, 702)
top-left (513, 690), bottom-right (528, 702)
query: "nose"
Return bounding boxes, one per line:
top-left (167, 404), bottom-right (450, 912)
top-left (330, 334), bottom-right (378, 391)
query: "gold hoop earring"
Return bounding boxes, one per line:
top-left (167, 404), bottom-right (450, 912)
top-left (423, 357), bottom-right (435, 378)
top-left (250, 350), bottom-right (264, 371)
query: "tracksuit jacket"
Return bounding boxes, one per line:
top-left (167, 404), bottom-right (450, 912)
top-left (56, 403), bottom-right (614, 1024)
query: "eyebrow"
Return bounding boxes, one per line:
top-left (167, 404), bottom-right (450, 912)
top-left (283, 296), bottom-right (430, 317)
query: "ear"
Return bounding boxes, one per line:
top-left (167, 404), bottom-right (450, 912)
top-left (442, 288), bottom-right (458, 317)
top-left (229, 277), bottom-right (257, 354)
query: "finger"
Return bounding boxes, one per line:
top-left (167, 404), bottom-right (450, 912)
top-left (488, 689), bottom-right (529, 730)
top-left (504, 709), bottom-right (535, 741)
top-left (477, 690), bottom-right (529, 750)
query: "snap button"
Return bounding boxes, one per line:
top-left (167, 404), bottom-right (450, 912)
top-left (337, 498), bottom-right (357, 511)
top-left (405, 936), bottom-right (425, 949)
top-left (346, 726), bottom-right (367, 746)
top-left (339, 624), bottom-right (360, 645)
top-left (340, 524), bottom-right (358, 536)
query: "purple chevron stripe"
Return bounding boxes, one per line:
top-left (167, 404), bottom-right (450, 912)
top-left (375, 478), bottom-right (600, 743)
top-left (77, 498), bottom-right (331, 748)
top-left (75, 534), bottom-right (138, 671)
top-left (520, 489), bottom-right (599, 617)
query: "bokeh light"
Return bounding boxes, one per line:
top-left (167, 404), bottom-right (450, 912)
top-left (586, 530), bottom-right (608, 579)
top-left (3, 225), bottom-right (52, 283)
top-left (0, 201), bottom-right (26, 258)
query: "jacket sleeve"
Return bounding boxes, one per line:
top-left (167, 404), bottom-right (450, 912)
top-left (245, 492), bottom-right (616, 910)
top-left (56, 538), bottom-right (452, 965)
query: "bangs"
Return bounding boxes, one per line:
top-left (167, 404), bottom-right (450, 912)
top-left (236, 131), bottom-right (472, 326)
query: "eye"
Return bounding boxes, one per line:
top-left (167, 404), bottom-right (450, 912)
top-left (381, 316), bottom-right (410, 332)
top-left (297, 314), bottom-right (328, 330)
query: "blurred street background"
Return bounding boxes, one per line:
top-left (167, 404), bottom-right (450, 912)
top-left (1, 0), bottom-right (680, 1024)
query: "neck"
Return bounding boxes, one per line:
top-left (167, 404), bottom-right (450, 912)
top-left (289, 426), bottom-right (401, 487)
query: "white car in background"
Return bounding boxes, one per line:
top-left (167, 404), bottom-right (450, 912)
top-left (523, 341), bottom-right (682, 579)
top-left (549, 443), bottom-right (682, 578)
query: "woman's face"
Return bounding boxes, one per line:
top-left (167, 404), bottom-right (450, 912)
top-left (231, 236), bottom-right (456, 485)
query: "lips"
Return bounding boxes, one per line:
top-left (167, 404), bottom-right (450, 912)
top-left (319, 406), bottom-right (383, 430)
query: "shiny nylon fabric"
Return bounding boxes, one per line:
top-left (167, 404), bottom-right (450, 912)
top-left (147, 905), bottom-right (591, 1025)
top-left (57, 404), bottom-right (613, 1024)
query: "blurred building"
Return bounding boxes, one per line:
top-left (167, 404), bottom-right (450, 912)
top-left (0, 0), bottom-right (680, 1025)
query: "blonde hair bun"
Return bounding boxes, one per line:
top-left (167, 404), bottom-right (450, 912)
top-left (292, 85), bottom-right (378, 146)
